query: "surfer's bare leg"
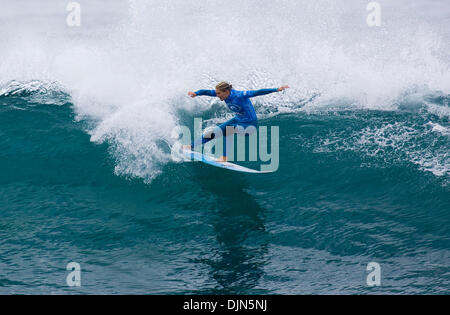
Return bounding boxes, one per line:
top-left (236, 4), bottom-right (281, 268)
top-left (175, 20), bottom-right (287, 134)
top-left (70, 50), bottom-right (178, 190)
top-left (216, 127), bottom-right (237, 163)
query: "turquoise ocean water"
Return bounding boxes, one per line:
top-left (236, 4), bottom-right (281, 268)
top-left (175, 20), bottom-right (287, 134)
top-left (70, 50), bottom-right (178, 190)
top-left (0, 0), bottom-right (449, 294)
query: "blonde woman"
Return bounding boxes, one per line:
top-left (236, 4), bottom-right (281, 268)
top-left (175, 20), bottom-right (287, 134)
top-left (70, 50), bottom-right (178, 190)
top-left (185, 81), bottom-right (289, 162)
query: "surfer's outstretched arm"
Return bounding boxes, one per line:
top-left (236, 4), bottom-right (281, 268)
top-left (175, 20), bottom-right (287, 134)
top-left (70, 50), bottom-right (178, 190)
top-left (188, 90), bottom-right (217, 98)
top-left (244, 85), bottom-right (290, 98)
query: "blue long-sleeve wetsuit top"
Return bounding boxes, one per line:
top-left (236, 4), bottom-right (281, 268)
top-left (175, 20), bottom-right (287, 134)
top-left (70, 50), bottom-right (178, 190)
top-left (194, 88), bottom-right (278, 123)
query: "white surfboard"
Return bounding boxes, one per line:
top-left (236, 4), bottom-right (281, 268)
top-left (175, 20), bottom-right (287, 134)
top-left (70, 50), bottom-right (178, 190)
top-left (182, 149), bottom-right (274, 174)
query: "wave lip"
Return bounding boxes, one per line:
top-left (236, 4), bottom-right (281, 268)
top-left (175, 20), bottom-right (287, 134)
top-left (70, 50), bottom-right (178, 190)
top-left (0, 80), bottom-right (71, 106)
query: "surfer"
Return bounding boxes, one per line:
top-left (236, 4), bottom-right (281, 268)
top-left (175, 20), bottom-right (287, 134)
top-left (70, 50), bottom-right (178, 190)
top-left (184, 81), bottom-right (289, 162)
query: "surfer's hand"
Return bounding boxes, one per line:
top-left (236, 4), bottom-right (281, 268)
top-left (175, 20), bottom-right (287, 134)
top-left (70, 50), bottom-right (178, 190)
top-left (278, 85), bottom-right (290, 92)
top-left (188, 91), bottom-right (197, 98)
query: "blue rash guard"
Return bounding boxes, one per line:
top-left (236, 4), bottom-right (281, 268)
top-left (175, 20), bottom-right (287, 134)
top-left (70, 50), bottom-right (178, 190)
top-left (194, 88), bottom-right (278, 122)
top-left (191, 88), bottom-right (278, 156)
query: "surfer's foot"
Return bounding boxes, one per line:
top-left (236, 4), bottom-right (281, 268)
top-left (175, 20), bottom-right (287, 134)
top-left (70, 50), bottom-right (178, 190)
top-left (216, 156), bottom-right (227, 163)
top-left (183, 145), bottom-right (192, 151)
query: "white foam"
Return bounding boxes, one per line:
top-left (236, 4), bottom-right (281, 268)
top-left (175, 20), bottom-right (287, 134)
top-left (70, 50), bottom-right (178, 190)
top-left (1, 0), bottom-right (449, 181)
top-left (425, 122), bottom-right (450, 136)
top-left (314, 121), bottom-right (449, 178)
top-left (426, 103), bottom-right (450, 120)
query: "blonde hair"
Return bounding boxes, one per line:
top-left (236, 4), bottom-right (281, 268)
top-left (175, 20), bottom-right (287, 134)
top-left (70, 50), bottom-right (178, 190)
top-left (216, 81), bottom-right (233, 92)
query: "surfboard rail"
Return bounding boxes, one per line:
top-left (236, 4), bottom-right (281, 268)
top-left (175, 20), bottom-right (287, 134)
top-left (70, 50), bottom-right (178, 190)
top-left (182, 149), bottom-right (274, 174)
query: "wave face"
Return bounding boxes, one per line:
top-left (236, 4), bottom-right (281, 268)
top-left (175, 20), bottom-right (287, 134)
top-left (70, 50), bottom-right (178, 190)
top-left (0, 0), bottom-right (449, 294)
top-left (1, 0), bottom-right (449, 181)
